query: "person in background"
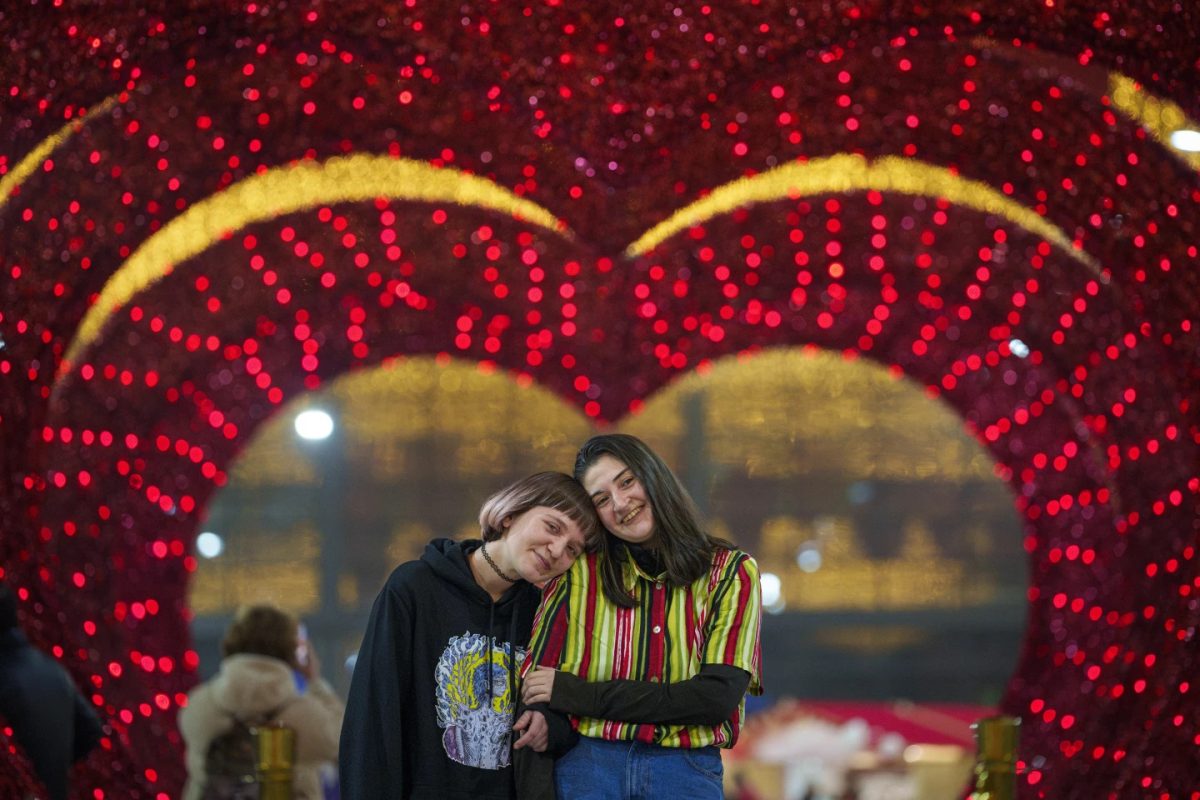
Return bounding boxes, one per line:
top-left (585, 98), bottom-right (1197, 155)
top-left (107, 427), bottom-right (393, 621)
top-left (0, 582), bottom-right (103, 800)
top-left (339, 471), bottom-right (601, 800)
top-left (179, 604), bottom-right (344, 800)
top-left (522, 433), bottom-right (764, 800)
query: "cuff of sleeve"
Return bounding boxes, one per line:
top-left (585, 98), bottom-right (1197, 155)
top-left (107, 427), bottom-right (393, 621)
top-left (527, 703), bottom-right (579, 758)
top-left (549, 670), bottom-right (595, 716)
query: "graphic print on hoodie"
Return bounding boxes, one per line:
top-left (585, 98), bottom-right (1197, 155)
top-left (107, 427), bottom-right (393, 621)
top-left (339, 537), bottom-right (542, 800)
top-left (435, 633), bottom-right (527, 770)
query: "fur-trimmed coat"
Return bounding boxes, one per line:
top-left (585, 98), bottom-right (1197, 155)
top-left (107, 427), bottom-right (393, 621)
top-left (179, 653), bottom-right (344, 800)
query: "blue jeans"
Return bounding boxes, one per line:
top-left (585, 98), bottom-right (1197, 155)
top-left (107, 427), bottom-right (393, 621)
top-left (554, 736), bottom-right (724, 799)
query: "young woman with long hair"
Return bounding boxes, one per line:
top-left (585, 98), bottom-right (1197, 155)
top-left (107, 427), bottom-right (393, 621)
top-left (521, 434), bottom-right (763, 799)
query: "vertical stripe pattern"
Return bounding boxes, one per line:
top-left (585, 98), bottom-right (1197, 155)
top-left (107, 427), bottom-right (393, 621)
top-left (524, 546), bottom-right (763, 749)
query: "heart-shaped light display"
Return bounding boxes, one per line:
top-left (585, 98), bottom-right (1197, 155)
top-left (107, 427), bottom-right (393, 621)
top-left (1, 3), bottom-right (1197, 798)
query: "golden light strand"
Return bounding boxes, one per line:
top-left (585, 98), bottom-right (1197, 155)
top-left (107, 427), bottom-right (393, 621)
top-left (626, 153), bottom-right (1102, 276)
top-left (1108, 74), bottom-right (1200, 171)
top-left (0, 95), bottom-right (120, 212)
top-left (60, 154), bottom-right (573, 372)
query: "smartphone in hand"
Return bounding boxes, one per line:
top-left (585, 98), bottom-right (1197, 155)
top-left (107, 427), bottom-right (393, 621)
top-left (295, 622), bottom-right (310, 668)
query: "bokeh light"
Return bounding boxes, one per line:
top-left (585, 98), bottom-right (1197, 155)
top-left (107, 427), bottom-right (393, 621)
top-left (194, 532), bottom-right (223, 560)
top-left (293, 409), bottom-right (335, 441)
top-left (1169, 129), bottom-right (1200, 153)
top-left (761, 572), bottom-right (784, 613)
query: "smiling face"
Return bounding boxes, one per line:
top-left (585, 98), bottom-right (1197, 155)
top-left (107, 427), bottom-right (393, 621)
top-left (499, 505), bottom-right (587, 584)
top-left (582, 454), bottom-right (657, 545)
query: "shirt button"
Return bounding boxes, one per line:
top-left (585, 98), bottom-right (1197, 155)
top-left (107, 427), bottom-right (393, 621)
top-left (650, 677), bottom-right (660, 683)
top-left (655, 582), bottom-right (663, 590)
top-left (652, 625), bottom-right (662, 634)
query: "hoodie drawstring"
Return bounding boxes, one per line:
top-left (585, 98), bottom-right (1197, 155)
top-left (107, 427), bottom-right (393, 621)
top-left (483, 589), bottom-right (525, 721)
top-left (486, 602), bottom-right (496, 701)
top-left (507, 593), bottom-right (522, 716)
top-left (485, 592), bottom-right (524, 717)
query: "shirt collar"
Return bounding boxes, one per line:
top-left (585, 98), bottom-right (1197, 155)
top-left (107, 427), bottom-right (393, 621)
top-left (623, 542), bottom-right (666, 580)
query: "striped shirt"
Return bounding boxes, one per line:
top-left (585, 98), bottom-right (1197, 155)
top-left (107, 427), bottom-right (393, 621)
top-left (523, 545), bottom-right (763, 748)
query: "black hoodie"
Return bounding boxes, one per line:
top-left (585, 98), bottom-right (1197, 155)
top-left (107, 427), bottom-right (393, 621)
top-left (339, 538), bottom-right (549, 800)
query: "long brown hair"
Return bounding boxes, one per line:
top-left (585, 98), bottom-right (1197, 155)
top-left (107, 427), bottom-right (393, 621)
top-left (574, 434), bottom-right (732, 607)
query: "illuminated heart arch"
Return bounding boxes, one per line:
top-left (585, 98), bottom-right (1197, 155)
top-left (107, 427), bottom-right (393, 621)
top-left (2, 6), bottom-right (1197, 798)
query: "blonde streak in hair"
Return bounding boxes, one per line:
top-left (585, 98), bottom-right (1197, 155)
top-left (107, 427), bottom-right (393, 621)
top-left (477, 485), bottom-right (515, 540)
top-left (477, 496), bottom-right (496, 539)
top-left (482, 473), bottom-right (555, 538)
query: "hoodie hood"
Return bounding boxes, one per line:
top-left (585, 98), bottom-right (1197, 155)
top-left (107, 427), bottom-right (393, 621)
top-left (210, 653), bottom-right (298, 718)
top-left (421, 537), bottom-right (528, 609)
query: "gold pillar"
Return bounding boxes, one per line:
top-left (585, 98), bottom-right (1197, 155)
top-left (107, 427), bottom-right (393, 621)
top-left (256, 722), bottom-right (296, 800)
top-left (969, 715), bottom-right (1020, 800)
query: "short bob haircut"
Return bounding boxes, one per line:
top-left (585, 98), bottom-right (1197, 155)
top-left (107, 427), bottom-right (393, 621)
top-left (574, 433), bottom-right (732, 607)
top-left (478, 471), bottom-right (602, 549)
top-left (221, 604), bottom-right (300, 667)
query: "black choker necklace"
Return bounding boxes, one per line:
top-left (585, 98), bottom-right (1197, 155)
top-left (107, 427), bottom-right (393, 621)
top-left (479, 543), bottom-right (520, 583)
